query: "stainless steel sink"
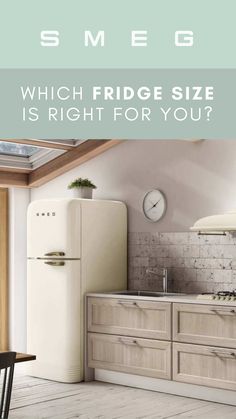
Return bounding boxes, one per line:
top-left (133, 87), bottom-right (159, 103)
top-left (110, 290), bottom-right (186, 297)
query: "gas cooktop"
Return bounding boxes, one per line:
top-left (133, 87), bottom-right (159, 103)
top-left (197, 291), bottom-right (236, 301)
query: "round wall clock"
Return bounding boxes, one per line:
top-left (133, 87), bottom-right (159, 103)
top-left (142, 189), bottom-right (167, 222)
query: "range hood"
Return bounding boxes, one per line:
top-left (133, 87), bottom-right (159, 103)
top-left (190, 210), bottom-right (236, 233)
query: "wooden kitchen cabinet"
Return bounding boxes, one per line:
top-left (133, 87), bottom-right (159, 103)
top-left (88, 332), bottom-right (171, 379)
top-left (173, 342), bottom-right (236, 391)
top-left (88, 297), bottom-right (171, 340)
top-left (86, 296), bottom-right (236, 395)
top-left (173, 303), bottom-right (236, 348)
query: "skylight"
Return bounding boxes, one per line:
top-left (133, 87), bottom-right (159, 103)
top-left (0, 139), bottom-right (88, 173)
top-left (0, 141), bottom-right (38, 157)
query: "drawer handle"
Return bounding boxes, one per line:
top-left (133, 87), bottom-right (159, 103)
top-left (117, 300), bottom-right (139, 308)
top-left (209, 308), bottom-right (236, 315)
top-left (210, 349), bottom-right (236, 358)
top-left (118, 338), bottom-right (138, 346)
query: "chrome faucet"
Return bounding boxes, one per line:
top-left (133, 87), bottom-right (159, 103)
top-left (146, 268), bottom-right (168, 293)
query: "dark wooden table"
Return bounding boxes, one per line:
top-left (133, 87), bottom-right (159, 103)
top-left (0, 352), bottom-right (36, 363)
top-left (15, 353), bottom-right (36, 363)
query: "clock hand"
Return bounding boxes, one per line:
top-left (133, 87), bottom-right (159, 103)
top-left (147, 199), bottom-right (161, 211)
top-left (153, 199), bottom-right (161, 207)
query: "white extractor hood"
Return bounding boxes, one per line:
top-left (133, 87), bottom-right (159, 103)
top-left (190, 210), bottom-right (236, 233)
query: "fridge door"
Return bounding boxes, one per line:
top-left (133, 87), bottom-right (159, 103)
top-left (27, 259), bottom-right (82, 382)
top-left (27, 199), bottom-right (81, 259)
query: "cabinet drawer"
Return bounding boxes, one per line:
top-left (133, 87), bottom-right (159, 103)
top-left (173, 303), bottom-right (236, 348)
top-left (88, 297), bottom-right (171, 340)
top-left (88, 333), bottom-right (171, 379)
top-left (173, 342), bottom-right (236, 391)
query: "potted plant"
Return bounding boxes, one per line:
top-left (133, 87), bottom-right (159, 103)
top-left (68, 177), bottom-right (97, 199)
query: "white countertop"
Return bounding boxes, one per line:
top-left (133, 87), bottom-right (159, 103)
top-left (86, 291), bottom-right (236, 307)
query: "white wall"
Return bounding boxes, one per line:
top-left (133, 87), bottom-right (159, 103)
top-left (9, 188), bottom-right (30, 352)
top-left (31, 140), bottom-right (236, 232)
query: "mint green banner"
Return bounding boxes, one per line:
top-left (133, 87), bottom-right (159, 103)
top-left (0, 69), bottom-right (235, 139)
top-left (1, 0), bottom-right (236, 69)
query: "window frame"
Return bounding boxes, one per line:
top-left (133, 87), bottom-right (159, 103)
top-left (0, 148), bottom-right (64, 171)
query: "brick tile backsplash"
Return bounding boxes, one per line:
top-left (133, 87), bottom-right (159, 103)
top-left (128, 232), bottom-right (236, 293)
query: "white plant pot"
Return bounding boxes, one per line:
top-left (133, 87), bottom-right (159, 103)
top-left (71, 187), bottom-right (93, 199)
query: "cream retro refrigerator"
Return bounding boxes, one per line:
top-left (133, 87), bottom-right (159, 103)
top-left (27, 198), bottom-right (127, 383)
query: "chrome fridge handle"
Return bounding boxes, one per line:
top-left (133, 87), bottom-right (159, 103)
top-left (44, 261), bottom-right (65, 267)
top-left (44, 252), bottom-right (65, 257)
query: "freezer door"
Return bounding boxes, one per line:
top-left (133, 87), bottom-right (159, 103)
top-left (27, 259), bottom-right (83, 382)
top-left (27, 199), bottom-right (81, 259)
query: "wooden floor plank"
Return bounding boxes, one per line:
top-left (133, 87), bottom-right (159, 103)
top-left (168, 403), bottom-right (236, 419)
top-left (10, 375), bottom-right (236, 419)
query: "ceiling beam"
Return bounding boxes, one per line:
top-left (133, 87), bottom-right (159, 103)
top-left (0, 139), bottom-right (75, 150)
top-left (0, 171), bottom-right (28, 187)
top-left (28, 140), bottom-right (122, 187)
top-left (0, 167), bottom-right (31, 174)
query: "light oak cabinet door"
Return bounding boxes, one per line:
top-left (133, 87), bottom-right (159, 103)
top-left (88, 297), bottom-right (171, 340)
top-left (173, 303), bottom-right (236, 348)
top-left (173, 342), bottom-right (236, 391)
top-left (88, 333), bottom-right (171, 379)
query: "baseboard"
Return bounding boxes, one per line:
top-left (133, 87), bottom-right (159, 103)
top-left (95, 369), bottom-right (236, 406)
